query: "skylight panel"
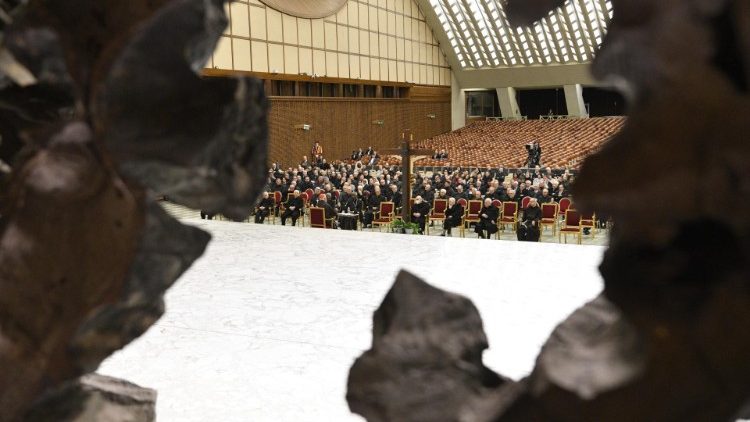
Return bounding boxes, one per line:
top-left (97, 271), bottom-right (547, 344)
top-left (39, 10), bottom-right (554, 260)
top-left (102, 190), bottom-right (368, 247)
top-left (430, 0), bottom-right (612, 69)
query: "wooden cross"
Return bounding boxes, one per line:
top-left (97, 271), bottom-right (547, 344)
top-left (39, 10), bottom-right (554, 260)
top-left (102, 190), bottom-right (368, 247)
top-left (381, 130), bottom-right (433, 222)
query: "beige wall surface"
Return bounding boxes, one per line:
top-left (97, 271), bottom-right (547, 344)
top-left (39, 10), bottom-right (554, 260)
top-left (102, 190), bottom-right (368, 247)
top-left (208, 0), bottom-right (452, 86)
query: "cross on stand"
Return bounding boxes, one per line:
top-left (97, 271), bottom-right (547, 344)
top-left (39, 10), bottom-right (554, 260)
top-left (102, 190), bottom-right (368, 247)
top-left (381, 130), bottom-right (433, 223)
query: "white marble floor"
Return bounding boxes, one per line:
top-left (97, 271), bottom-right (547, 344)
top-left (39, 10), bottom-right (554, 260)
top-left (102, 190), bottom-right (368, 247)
top-left (99, 220), bottom-right (605, 422)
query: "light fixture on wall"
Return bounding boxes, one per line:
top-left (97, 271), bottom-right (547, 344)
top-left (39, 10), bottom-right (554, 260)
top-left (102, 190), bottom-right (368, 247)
top-left (372, 119), bottom-right (384, 126)
top-left (426, 113), bottom-right (436, 119)
top-left (294, 124), bottom-right (312, 131)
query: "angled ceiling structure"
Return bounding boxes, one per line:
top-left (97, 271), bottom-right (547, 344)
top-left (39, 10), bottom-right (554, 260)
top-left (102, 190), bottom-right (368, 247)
top-left (417, 0), bottom-right (614, 88)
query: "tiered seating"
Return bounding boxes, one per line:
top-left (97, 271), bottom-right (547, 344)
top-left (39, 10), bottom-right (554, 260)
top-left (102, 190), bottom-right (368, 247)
top-left (413, 117), bottom-right (625, 168)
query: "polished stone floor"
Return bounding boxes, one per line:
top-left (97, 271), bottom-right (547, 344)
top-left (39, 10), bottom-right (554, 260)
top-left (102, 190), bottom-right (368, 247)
top-left (99, 211), bottom-right (606, 422)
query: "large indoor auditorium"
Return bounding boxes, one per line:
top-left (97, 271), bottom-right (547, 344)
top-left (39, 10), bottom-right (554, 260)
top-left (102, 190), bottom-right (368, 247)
top-left (1, 1), bottom-right (749, 422)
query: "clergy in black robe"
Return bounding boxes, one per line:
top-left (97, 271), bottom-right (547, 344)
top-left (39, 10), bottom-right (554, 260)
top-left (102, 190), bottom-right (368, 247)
top-left (363, 188), bottom-right (386, 227)
top-left (254, 192), bottom-right (275, 224)
top-left (337, 188), bottom-right (359, 213)
top-left (317, 194), bottom-right (338, 228)
top-left (388, 184), bottom-right (402, 210)
top-left (518, 197), bottom-right (542, 242)
top-left (281, 190), bottom-right (304, 226)
top-left (474, 198), bottom-right (499, 239)
top-left (537, 189), bottom-right (553, 204)
top-left (411, 196), bottom-right (431, 234)
top-left (441, 197), bottom-right (464, 236)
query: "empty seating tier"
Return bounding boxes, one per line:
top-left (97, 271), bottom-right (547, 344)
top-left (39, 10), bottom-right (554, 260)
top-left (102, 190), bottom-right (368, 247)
top-left (409, 117), bottom-right (625, 168)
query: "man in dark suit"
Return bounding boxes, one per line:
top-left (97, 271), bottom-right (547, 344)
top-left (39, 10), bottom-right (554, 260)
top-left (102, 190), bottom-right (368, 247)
top-left (411, 195), bottom-right (431, 234)
top-left (363, 186), bottom-right (386, 228)
top-left (388, 184), bottom-right (402, 210)
top-left (537, 188), bottom-right (553, 204)
top-left (281, 190), bottom-right (304, 226)
top-left (441, 197), bottom-right (464, 237)
top-left (317, 193), bottom-right (337, 228)
top-left (474, 198), bottom-right (499, 239)
top-left (254, 191), bottom-right (274, 224)
top-left (518, 197), bottom-right (542, 241)
top-left (337, 185), bottom-right (359, 213)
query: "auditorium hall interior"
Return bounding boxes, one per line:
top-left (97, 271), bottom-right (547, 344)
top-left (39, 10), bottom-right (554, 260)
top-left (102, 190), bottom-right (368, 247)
top-left (2, 1), bottom-right (749, 421)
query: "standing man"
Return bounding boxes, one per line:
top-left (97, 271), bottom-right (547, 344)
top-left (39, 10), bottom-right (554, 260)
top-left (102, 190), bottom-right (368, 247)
top-left (311, 141), bottom-right (323, 161)
top-left (532, 141), bottom-right (542, 167)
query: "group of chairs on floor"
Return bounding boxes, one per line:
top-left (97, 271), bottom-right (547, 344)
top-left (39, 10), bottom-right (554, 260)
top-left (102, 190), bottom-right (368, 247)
top-left (260, 190), bottom-right (598, 244)
top-left (418, 196), bottom-right (597, 243)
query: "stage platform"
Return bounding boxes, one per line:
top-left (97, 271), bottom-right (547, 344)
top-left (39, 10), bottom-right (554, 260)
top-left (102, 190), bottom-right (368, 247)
top-left (99, 220), bottom-right (605, 422)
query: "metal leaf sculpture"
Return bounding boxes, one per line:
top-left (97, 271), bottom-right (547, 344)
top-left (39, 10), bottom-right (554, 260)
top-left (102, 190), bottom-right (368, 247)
top-left (0, 1), bottom-right (268, 420)
top-left (349, 1), bottom-right (750, 421)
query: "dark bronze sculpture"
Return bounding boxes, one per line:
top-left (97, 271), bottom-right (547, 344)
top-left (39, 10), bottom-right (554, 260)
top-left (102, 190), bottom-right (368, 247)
top-left (349, 1), bottom-right (750, 420)
top-left (0, 1), bottom-right (268, 420)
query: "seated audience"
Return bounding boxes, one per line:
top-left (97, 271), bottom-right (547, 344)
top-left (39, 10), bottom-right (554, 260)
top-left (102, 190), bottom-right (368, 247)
top-left (537, 188), bottom-right (553, 204)
top-left (260, 149), bottom-right (590, 241)
top-left (441, 197), bottom-right (463, 237)
top-left (518, 198), bottom-right (542, 241)
top-left (388, 184), bottom-right (402, 209)
top-left (317, 193), bottom-right (337, 228)
top-left (411, 195), bottom-right (431, 234)
top-left (255, 192), bottom-right (274, 224)
top-left (281, 190), bottom-right (303, 226)
top-left (363, 186), bottom-right (386, 228)
top-left (475, 198), bottom-right (499, 239)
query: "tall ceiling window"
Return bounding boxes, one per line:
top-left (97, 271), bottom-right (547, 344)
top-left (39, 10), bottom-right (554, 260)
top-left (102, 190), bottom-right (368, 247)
top-left (429, 0), bottom-right (613, 69)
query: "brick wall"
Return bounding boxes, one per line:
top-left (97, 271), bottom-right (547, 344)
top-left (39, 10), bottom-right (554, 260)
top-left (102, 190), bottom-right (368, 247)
top-left (267, 96), bottom-right (450, 167)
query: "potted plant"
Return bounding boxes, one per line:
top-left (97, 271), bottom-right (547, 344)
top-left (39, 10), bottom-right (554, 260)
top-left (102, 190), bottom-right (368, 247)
top-left (391, 219), bottom-right (406, 234)
top-left (404, 222), bottom-right (420, 234)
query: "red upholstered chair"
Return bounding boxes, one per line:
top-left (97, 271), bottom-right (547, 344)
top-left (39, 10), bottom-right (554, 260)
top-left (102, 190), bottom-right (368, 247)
top-left (372, 201), bottom-right (395, 231)
top-left (462, 200), bottom-right (483, 237)
top-left (559, 198), bottom-right (572, 217)
top-left (580, 210), bottom-right (596, 238)
top-left (309, 207), bottom-right (333, 229)
top-left (521, 196), bottom-right (531, 209)
top-left (305, 189), bottom-right (314, 203)
top-left (559, 209), bottom-right (582, 244)
top-left (540, 203), bottom-right (559, 236)
top-left (457, 198), bottom-right (468, 208)
top-left (428, 199), bottom-right (448, 234)
top-left (333, 190), bottom-right (340, 200)
top-left (271, 191), bottom-right (282, 224)
top-left (301, 192), bottom-right (312, 227)
top-left (500, 202), bottom-right (518, 232)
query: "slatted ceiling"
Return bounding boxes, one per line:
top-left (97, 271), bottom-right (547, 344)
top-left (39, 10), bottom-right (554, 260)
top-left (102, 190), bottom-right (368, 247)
top-left (428, 0), bottom-right (613, 69)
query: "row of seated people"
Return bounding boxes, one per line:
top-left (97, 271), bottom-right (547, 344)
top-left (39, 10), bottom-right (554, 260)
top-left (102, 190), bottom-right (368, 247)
top-left (255, 185), bottom-right (592, 243)
top-left (262, 157), bottom-right (589, 233)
